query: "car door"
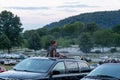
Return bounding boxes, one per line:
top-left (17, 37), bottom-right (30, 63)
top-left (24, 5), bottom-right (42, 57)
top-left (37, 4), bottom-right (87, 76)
top-left (50, 61), bottom-right (67, 80)
top-left (78, 61), bottom-right (90, 75)
top-left (65, 60), bottom-right (80, 80)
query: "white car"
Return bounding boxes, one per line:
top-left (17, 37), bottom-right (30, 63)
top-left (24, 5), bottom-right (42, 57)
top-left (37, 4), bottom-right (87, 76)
top-left (4, 59), bottom-right (17, 65)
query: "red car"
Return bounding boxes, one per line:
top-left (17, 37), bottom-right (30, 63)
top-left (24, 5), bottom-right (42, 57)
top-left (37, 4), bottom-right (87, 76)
top-left (0, 66), bottom-right (6, 73)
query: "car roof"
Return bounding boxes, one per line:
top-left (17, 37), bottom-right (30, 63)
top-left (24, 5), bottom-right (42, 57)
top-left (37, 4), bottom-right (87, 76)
top-left (28, 57), bottom-right (86, 62)
top-left (97, 63), bottom-right (120, 69)
top-left (102, 63), bottom-right (120, 66)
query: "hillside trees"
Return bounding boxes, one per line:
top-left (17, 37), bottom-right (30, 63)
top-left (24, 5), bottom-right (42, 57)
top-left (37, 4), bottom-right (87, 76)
top-left (37, 28), bottom-right (49, 37)
top-left (44, 10), bottom-right (120, 29)
top-left (112, 25), bottom-right (120, 34)
top-left (57, 37), bottom-right (71, 47)
top-left (40, 35), bottom-right (55, 49)
top-left (23, 30), bottom-right (36, 39)
top-left (23, 21), bottom-right (120, 53)
top-left (84, 22), bottom-right (100, 34)
top-left (73, 22), bottom-right (85, 36)
top-left (50, 27), bottom-right (62, 38)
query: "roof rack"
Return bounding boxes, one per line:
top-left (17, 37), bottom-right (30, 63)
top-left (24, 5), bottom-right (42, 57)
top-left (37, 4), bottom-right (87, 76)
top-left (48, 56), bottom-right (80, 60)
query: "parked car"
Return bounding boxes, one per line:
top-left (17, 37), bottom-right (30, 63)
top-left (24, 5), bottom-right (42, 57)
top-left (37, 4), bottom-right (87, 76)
top-left (0, 57), bottom-right (91, 80)
top-left (0, 59), bottom-right (4, 64)
top-left (0, 66), bottom-right (6, 73)
top-left (81, 57), bottom-right (91, 62)
top-left (4, 59), bottom-right (18, 65)
top-left (90, 63), bottom-right (100, 70)
top-left (81, 63), bottom-right (120, 80)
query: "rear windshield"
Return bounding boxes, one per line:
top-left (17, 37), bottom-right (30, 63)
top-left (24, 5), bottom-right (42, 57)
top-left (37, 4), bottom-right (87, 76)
top-left (13, 58), bottom-right (55, 73)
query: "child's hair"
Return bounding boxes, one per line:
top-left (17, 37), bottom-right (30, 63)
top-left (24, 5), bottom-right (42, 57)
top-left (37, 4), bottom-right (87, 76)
top-left (50, 40), bottom-right (56, 45)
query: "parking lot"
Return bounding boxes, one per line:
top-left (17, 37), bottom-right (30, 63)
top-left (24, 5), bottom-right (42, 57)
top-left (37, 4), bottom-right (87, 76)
top-left (0, 53), bottom-right (26, 66)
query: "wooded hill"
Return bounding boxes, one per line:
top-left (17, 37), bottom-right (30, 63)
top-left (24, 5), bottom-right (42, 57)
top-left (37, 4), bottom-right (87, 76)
top-left (44, 10), bottom-right (120, 29)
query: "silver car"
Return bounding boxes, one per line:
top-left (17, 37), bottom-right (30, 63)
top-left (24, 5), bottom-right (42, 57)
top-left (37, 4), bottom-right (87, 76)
top-left (81, 63), bottom-right (120, 80)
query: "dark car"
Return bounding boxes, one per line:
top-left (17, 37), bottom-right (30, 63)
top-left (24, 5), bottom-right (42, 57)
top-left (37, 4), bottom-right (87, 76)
top-left (0, 57), bottom-right (90, 80)
top-left (0, 59), bottom-right (4, 64)
top-left (81, 63), bottom-right (120, 80)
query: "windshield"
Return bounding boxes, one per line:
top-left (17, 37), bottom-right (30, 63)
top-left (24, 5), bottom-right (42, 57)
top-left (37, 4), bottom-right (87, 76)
top-left (13, 58), bottom-right (55, 73)
top-left (87, 64), bottom-right (120, 79)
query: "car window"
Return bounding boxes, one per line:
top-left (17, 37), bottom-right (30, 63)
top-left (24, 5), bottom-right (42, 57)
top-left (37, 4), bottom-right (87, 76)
top-left (13, 58), bottom-right (55, 73)
top-left (52, 62), bottom-right (65, 74)
top-left (78, 62), bottom-right (90, 72)
top-left (65, 61), bottom-right (79, 73)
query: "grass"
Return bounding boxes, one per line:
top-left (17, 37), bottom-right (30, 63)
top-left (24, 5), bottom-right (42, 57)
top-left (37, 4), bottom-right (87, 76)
top-left (0, 64), bottom-right (13, 70)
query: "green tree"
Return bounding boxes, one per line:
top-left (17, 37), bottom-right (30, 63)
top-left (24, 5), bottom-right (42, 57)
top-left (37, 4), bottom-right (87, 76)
top-left (57, 38), bottom-right (71, 47)
top-left (79, 32), bottom-right (93, 53)
top-left (23, 30), bottom-right (36, 39)
top-left (0, 33), bottom-right (11, 53)
top-left (111, 33), bottom-right (120, 48)
top-left (28, 32), bottom-right (41, 51)
top-left (63, 24), bottom-right (74, 36)
top-left (84, 22), bottom-right (100, 34)
top-left (22, 39), bottom-right (28, 48)
top-left (40, 35), bottom-right (55, 49)
top-left (112, 25), bottom-right (120, 34)
top-left (50, 27), bottom-right (62, 38)
top-left (93, 29), bottom-right (113, 52)
top-left (0, 10), bottom-right (23, 47)
top-left (37, 28), bottom-right (49, 37)
top-left (72, 22), bottom-right (85, 37)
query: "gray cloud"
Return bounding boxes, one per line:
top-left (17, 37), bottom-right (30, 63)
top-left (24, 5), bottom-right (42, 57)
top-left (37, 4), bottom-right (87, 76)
top-left (60, 9), bottom-right (78, 13)
top-left (64, 1), bottom-right (81, 4)
top-left (5, 6), bottom-right (50, 10)
top-left (40, 13), bottom-right (54, 16)
top-left (56, 3), bottom-right (99, 13)
top-left (57, 4), bottom-right (98, 8)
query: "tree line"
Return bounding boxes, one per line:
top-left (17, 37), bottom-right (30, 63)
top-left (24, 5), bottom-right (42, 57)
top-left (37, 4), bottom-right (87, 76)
top-left (0, 10), bottom-right (120, 54)
top-left (24, 22), bottom-right (120, 53)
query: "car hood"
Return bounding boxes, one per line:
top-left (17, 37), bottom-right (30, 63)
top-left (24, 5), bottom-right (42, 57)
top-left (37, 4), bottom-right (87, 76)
top-left (81, 78), bottom-right (101, 80)
top-left (0, 70), bottom-right (47, 79)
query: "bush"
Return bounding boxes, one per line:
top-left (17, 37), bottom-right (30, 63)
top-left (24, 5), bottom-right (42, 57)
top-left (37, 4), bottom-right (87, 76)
top-left (110, 48), bottom-right (117, 53)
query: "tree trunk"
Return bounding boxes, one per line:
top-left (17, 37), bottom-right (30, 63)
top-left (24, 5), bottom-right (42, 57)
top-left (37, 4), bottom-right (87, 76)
top-left (102, 47), bottom-right (104, 53)
top-left (114, 46), bottom-right (117, 50)
top-left (34, 50), bottom-right (37, 56)
top-left (2, 49), bottom-right (5, 53)
top-left (8, 48), bottom-right (11, 53)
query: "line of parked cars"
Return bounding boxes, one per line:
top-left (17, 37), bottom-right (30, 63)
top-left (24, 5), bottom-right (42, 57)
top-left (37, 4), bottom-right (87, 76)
top-left (0, 53), bottom-right (26, 65)
top-left (0, 55), bottom-right (120, 80)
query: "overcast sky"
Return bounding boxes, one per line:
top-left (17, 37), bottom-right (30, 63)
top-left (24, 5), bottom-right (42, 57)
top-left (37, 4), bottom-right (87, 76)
top-left (0, 0), bottom-right (120, 31)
